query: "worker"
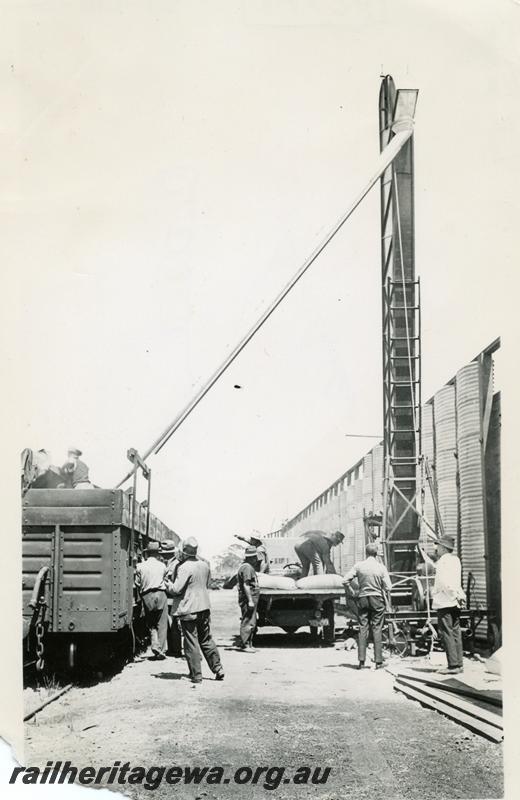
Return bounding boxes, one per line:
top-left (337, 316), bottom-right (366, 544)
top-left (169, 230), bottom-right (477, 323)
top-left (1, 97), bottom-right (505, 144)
top-left (60, 447), bottom-right (92, 489)
top-left (160, 540), bottom-right (183, 658)
top-left (168, 537), bottom-right (224, 684)
top-left (236, 545), bottom-right (261, 652)
top-left (134, 541), bottom-right (168, 660)
top-left (294, 530), bottom-right (344, 577)
top-left (234, 534), bottom-right (270, 573)
top-left (431, 535), bottom-right (466, 675)
top-left (342, 542), bottom-right (392, 670)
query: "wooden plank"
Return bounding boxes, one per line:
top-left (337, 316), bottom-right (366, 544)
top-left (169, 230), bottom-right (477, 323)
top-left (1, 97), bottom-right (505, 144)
top-left (259, 589), bottom-right (345, 597)
top-left (24, 489), bottom-right (115, 508)
top-left (23, 507), bottom-right (116, 526)
top-left (396, 677), bottom-right (502, 728)
top-left (393, 668), bottom-right (502, 708)
top-left (404, 678), bottom-right (502, 719)
top-left (394, 682), bottom-right (503, 742)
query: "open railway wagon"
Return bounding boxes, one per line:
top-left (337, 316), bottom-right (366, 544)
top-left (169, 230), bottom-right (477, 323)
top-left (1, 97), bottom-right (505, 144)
top-left (22, 488), bottom-right (179, 673)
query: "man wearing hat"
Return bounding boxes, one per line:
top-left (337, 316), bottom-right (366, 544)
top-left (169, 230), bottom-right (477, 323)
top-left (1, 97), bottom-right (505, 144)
top-left (432, 535), bottom-right (466, 675)
top-left (134, 542), bottom-right (168, 659)
top-left (294, 530), bottom-right (345, 577)
top-left (237, 546), bottom-right (261, 652)
top-left (60, 447), bottom-right (92, 489)
top-left (343, 542), bottom-right (393, 669)
top-left (234, 534), bottom-right (270, 574)
top-left (160, 540), bottom-right (183, 658)
top-left (168, 537), bottom-right (224, 684)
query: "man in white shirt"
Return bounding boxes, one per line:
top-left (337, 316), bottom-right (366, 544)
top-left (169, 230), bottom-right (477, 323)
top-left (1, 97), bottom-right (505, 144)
top-left (431, 535), bottom-right (466, 675)
top-left (134, 541), bottom-right (168, 659)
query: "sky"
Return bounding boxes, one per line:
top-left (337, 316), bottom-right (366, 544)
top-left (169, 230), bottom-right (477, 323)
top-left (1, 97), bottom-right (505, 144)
top-left (2, 0), bottom-right (519, 560)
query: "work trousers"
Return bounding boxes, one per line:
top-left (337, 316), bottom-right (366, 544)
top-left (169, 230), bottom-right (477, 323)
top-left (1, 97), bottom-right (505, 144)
top-left (295, 547), bottom-right (324, 578)
top-left (167, 612), bottom-right (183, 657)
top-left (357, 595), bottom-right (385, 664)
top-left (437, 606), bottom-right (463, 668)
top-left (179, 609), bottom-right (222, 682)
top-left (142, 590), bottom-right (168, 655)
top-left (239, 595), bottom-right (259, 647)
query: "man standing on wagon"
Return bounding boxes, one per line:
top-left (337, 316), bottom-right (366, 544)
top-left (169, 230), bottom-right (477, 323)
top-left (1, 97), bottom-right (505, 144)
top-left (294, 530), bottom-right (344, 577)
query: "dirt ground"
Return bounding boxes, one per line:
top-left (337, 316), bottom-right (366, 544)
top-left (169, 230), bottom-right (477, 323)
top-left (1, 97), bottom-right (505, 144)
top-left (24, 590), bottom-right (503, 800)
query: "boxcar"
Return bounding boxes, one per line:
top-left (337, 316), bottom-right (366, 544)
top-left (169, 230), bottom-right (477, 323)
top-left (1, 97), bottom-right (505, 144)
top-left (22, 488), bottom-right (178, 672)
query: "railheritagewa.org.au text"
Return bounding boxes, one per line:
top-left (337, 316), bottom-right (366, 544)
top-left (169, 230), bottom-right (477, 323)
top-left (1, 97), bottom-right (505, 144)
top-left (10, 761), bottom-right (332, 791)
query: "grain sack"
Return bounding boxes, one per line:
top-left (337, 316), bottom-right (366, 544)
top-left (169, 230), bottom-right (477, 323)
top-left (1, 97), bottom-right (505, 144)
top-left (257, 573), bottom-right (297, 591)
top-left (296, 574), bottom-right (345, 590)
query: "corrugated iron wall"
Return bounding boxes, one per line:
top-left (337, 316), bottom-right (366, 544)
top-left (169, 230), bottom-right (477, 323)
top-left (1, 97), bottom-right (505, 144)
top-left (433, 385), bottom-right (459, 543)
top-left (266, 346), bottom-right (500, 618)
top-left (456, 362), bottom-right (487, 608)
top-left (418, 402), bottom-right (436, 555)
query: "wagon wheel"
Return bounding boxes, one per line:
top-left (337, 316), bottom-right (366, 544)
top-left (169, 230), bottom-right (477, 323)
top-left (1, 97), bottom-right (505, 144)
top-left (383, 622), bottom-right (411, 657)
top-left (488, 621), bottom-right (502, 653)
top-left (68, 641), bottom-right (77, 671)
top-left (411, 578), bottom-right (426, 611)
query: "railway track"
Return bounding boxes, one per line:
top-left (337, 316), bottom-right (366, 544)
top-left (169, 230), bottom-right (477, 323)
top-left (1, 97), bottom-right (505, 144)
top-left (24, 684), bottom-right (73, 722)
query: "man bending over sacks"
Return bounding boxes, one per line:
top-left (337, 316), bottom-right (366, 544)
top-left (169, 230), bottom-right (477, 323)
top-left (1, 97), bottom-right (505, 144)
top-left (294, 530), bottom-right (344, 578)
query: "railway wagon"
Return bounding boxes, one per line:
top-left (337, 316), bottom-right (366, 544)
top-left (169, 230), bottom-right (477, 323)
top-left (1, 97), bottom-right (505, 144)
top-left (22, 488), bottom-right (179, 672)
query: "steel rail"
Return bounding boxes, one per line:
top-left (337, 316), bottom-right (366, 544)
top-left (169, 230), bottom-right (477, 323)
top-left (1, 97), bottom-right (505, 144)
top-left (24, 683), bottom-right (73, 722)
top-left (116, 125), bottom-right (414, 487)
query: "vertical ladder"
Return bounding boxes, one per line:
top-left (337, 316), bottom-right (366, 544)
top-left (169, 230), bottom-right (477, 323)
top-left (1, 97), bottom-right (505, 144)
top-left (379, 76), bottom-right (422, 588)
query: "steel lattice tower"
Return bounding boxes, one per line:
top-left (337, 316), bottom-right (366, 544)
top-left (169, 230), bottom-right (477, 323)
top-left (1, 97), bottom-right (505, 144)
top-left (379, 76), bottom-right (421, 586)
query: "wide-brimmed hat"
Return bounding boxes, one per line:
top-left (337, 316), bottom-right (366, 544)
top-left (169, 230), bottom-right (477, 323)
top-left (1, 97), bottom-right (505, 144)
top-left (68, 446), bottom-right (82, 457)
top-left (181, 537), bottom-right (198, 556)
top-left (146, 541), bottom-right (161, 553)
top-left (160, 539), bottom-right (177, 554)
top-left (437, 535), bottom-right (455, 551)
top-left (244, 545), bottom-right (257, 559)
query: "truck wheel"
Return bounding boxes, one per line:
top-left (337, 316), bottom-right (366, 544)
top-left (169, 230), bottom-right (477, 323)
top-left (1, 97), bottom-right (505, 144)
top-left (282, 626), bottom-right (298, 635)
top-left (323, 600), bottom-right (335, 646)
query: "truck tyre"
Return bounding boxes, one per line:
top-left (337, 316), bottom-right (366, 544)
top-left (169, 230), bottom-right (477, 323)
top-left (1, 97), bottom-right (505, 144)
top-left (323, 600), bottom-right (335, 646)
